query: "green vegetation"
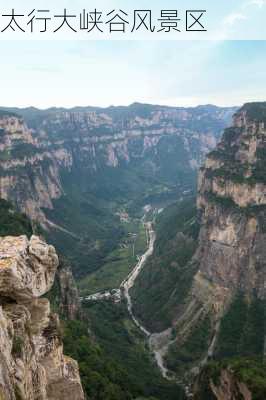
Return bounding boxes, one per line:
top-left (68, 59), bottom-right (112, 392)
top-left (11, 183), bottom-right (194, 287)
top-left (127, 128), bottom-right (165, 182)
top-left (165, 315), bottom-right (212, 374)
top-left (205, 192), bottom-right (266, 233)
top-left (196, 293), bottom-right (266, 399)
top-left (205, 162), bottom-right (249, 184)
top-left (251, 146), bottom-right (266, 184)
top-left (44, 141), bottom-right (195, 280)
top-left (131, 197), bottom-right (199, 331)
top-left (197, 358), bottom-right (266, 400)
top-left (0, 109), bottom-right (19, 118)
top-left (207, 112), bottom-right (266, 186)
top-left (12, 336), bottom-right (24, 358)
top-left (208, 127), bottom-right (241, 162)
top-left (255, 205), bottom-right (266, 233)
top-left (0, 199), bottom-right (32, 237)
top-left (0, 149), bottom-right (11, 161)
top-left (78, 220), bottom-right (147, 295)
top-left (0, 104), bottom-right (232, 281)
top-left (230, 358), bottom-right (266, 400)
top-left (44, 173), bottom-right (125, 278)
top-left (216, 293), bottom-right (265, 359)
top-left (11, 143), bottom-right (39, 159)
top-left (156, 197), bottom-right (199, 243)
top-left (205, 192), bottom-right (239, 210)
top-left (63, 302), bottom-right (184, 400)
top-left (242, 101), bottom-right (266, 123)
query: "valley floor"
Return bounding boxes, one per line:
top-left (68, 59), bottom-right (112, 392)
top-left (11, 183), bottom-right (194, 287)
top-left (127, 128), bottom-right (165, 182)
top-left (80, 208), bottom-right (189, 393)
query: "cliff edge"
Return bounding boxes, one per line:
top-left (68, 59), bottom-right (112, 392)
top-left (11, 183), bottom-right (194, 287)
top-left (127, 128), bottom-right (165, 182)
top-left (0, 235), bottom-right (85, 400)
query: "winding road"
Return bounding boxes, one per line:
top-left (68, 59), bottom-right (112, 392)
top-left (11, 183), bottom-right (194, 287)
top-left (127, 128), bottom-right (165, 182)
top-left (121, 221), bottom-right (155, 337)
top-left (82, 213), bottom-right (192, 397)
top-left (83, 216), bottom-right (175, 380)
top-left (121, 220), bottom-right (175, 379)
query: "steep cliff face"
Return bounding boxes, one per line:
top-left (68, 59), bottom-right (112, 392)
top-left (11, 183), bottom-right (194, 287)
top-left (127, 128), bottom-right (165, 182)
top-left (194, 103), bottom-right (266, 317)
top-left (0, 112), bottom-right (63, 225)
top-left (0, 235), bottom-right (84, 400)
top-left (53, 259), bottom-right (82, 320)
top-left (140, 103), bottom-right (266, 384)
top-left (186, 104), bottom-right (266, 397)
top-left (27, 104), bottom-right (233, 169)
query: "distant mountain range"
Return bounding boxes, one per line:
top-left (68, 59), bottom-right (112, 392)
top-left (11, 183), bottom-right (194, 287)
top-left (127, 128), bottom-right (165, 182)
top-left (0, 103), bottom-right (236, 276)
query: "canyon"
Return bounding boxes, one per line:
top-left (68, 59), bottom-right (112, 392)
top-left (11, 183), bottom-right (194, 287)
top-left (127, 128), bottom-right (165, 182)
top-left (0, 104), bottom-right (236, 280)
top-left (132, 102), bottom-right (266, 398)
top-left (0, 101), bottom-right (265, 399)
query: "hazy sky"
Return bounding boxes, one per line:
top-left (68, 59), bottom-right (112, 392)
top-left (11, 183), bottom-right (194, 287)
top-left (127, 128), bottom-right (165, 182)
top-left (1, 0), bottom-right (266, 108)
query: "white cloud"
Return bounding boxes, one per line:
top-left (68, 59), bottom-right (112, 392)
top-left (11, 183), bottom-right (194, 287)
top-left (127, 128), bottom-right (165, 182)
top-left (223, 13), bottom-right (247, 26)
top-left (247, 0), bottom-right (266, 8)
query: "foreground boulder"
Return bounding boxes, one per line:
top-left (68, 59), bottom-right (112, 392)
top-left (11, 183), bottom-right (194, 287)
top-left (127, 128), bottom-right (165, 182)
top-left (0, 235), bottom-right (85, 400)
top-left (0, 235), bottom-right (58, 301)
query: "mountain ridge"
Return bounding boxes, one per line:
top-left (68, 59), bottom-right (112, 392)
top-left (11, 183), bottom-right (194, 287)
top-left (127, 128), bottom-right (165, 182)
top-left (131, 102), bottom-right (266, 396)
top-left (0, 102), bottom-right (237, 113)
top-left (0, 103), bottom-right (236, 277)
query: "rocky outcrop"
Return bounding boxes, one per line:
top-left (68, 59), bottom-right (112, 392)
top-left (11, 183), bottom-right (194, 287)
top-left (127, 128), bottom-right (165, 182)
top-left (0, 235), bottom-right (84, 400)
top-left (0, 235), bottom-right (58, 302)
top-left (194, 367), bottom-right (252, 400)
top-left (56, 259), bottom-right (81, 320)
top-left (0, 114), bottom-right (63, 225)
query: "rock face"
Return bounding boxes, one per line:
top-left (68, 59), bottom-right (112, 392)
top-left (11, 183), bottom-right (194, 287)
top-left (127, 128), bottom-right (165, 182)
top-left (194, 367), bottom-right (252, 400)
top-left (195, 103), bottom-right (266, 314)
top-left (0, 235), bottom-right (58, 302)
top-left (55, 259), bottom-right (82, 320)
top-left (0, 235), bottom-right (85, 400)
top-left (0, 104), bottom-right (236, 226)
top-left (0, 113), bottom-right (63, 225)
top-left (163, 103), bottom-right (266, 381)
